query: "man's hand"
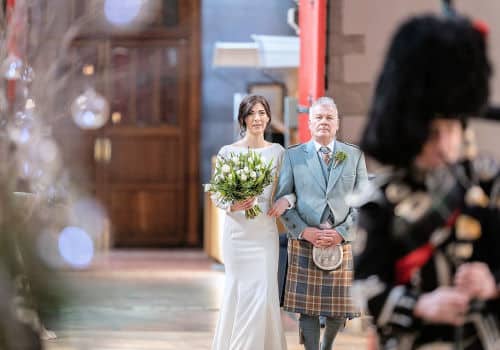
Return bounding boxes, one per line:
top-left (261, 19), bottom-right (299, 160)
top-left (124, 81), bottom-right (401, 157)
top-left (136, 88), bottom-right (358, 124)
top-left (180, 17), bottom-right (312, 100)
top-left (455, 262), bottom-right (498, 300)
top-left (413, 287), bottom-right (470, 326)
top-left (230, 197), bottom-right (256, 212)
top-left (319, 229), bottom-right (344, 246)
top-left (268, 197), bottom-right (291, 217)
top-left (300, 227), bottom-right (341, 247)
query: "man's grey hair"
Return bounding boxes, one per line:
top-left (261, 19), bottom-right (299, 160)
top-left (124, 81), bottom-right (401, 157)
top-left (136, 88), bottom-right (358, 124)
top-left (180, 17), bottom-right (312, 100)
top-left (309, 97), bottom-right (338, 119)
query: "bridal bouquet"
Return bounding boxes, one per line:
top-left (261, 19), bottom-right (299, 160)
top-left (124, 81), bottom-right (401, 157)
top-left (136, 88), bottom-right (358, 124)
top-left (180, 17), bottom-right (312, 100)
top-left (205, 150), bottom-right (274, 219)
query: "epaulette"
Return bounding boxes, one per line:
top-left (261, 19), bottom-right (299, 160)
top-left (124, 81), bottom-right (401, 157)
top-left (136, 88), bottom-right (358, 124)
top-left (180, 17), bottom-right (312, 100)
top-left (340, 141), bottom-right (361, 150)
top-left (346, 180), bottom-right (385, 208)
top-left (287, 143), bottom-right (302, 149)
top-left (346, 169), bottom-right (400, 208)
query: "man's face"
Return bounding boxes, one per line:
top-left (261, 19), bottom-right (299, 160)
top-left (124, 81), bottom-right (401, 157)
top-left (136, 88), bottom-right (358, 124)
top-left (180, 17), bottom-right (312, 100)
top-left (415, 119), bottom-right (463, 170)
top-left (308, 105), bottom-right (339, 143)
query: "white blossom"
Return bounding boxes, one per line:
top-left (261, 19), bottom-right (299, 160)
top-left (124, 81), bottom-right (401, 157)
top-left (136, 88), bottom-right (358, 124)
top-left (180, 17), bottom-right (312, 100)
top-left (221, 164), bottom-right (231, 173)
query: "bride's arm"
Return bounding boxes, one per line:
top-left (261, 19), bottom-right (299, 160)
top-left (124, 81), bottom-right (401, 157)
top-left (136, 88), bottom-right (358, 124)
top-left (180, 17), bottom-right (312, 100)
top-left (268, 194), bottom-right (295, 217)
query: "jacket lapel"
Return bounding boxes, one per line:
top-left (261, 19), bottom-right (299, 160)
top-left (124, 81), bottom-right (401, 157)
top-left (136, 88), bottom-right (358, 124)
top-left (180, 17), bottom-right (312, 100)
top-left (305, 141), bottom-right (327, 192)
top-left (327, 141), bottom-right (346, 194)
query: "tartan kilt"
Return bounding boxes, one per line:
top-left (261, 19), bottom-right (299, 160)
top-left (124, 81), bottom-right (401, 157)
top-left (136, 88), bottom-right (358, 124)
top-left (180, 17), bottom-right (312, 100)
top-left (283, 239), bottom-right (360, 319)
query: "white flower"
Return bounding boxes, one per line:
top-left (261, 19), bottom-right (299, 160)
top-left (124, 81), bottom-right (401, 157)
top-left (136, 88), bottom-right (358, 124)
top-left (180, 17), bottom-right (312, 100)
top-left (232, 156), bottom-right (239, 163)
top-left (204, 184), bottom-right (211, 192)
top-left (250, 171), bottom-right (257, 178)
top-left (222, 164), bottom-right (231, 173)
top-left (244, 166), bottom-right (249, 173)
top-left (240, 174), bottom-right (247, 181)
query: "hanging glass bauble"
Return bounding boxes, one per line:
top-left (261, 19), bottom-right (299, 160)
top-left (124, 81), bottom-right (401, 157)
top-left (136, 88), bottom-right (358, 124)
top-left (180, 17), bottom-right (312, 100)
top-left (7, 110), bottom-right (37, 144)
top-left (1, 54), bottom-right (24, 80)
top-left (71, 87), bottom-right (110, 130)
top-left (21, 65), bottom-right (35, 83)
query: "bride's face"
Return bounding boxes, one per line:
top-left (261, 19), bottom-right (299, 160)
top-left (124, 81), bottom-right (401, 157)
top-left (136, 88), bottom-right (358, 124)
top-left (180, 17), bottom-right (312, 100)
top-left (244, 103), bottom-right (269, 137)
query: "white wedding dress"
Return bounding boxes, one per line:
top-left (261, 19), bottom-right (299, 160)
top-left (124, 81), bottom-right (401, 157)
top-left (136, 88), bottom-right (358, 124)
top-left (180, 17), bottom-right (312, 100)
top-left (211, 143), bottom-right (289, 350)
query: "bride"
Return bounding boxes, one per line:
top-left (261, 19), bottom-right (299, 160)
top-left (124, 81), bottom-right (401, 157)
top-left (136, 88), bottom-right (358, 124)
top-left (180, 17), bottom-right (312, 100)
top-left (211, 95), bottom-right (294, 350)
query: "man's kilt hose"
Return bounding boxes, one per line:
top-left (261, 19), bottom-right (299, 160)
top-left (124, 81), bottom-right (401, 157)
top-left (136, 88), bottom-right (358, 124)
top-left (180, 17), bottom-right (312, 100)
top-left (283, 239), bottom-right (360, 319)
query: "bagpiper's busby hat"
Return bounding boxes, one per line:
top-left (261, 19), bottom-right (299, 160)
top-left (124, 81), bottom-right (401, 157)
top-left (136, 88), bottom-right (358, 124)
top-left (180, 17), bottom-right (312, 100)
top-left (361, 14), bottom-right (491, 167)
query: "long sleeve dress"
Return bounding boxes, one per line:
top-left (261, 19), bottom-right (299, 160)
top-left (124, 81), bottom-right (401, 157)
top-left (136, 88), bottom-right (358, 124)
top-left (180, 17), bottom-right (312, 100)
top-left (211, 143), bottom-right (292, 350)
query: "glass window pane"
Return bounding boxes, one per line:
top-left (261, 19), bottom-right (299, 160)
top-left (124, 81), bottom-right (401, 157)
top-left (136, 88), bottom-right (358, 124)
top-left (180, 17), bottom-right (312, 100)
top-left (160, 46), bottom-right (180, 125)
top-left (135, 47), bottom-right (157, 126)
top-left (110, 46), bottom-right (133, 125)
top-left (162, 0), bottom-right (179, 27)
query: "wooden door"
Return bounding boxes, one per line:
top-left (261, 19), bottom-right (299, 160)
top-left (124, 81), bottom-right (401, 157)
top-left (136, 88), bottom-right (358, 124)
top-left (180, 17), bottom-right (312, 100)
top-left (50, 0), bottom-right (201, 247)
top-left (101, 40), bottom-right (188, 246)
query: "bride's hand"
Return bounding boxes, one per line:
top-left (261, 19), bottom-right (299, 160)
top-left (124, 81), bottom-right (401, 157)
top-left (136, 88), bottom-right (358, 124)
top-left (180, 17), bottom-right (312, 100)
top-left (268, 197), bottom-right (290, 217)
top-left (230, 197), bottom-right (256, 212)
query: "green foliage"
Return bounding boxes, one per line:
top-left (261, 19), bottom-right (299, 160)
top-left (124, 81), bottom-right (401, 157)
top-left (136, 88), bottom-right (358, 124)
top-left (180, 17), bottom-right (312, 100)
top-left (206, 150), bottom-right (274, 219)
top-left (334, 151), bottom-right (348, 166)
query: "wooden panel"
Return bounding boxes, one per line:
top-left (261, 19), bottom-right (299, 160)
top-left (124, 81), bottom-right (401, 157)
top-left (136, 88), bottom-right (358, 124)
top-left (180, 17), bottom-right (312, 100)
top-left (111, 189), bottom-right (185, 246)
top-left (105, 136), bottom-right (182, 184)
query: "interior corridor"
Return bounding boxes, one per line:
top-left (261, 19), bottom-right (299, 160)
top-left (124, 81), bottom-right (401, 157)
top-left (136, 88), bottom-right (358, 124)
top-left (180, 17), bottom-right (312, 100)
top-left (43, 250), bottom-right (368, 350)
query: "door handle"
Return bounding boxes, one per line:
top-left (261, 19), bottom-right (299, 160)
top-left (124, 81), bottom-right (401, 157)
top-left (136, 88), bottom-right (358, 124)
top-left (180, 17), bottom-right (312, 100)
top-left (94, 138), bottom-right (112, 163)
top-left (94, 138), bottom-right (103, 162)
top-left (102, 138), bottom-right (112, 163)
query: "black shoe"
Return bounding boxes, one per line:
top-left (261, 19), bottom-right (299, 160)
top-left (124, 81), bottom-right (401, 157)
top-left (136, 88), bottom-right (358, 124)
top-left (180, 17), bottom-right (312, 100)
top-left (319, 316), bottom-right (326, 328)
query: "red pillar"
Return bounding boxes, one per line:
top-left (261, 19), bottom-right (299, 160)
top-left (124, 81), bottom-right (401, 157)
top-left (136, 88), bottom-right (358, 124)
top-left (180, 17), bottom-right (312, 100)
top-left (6, 0), bottom-right (15, 16)
top-left (297, 0), bottom-right (327, 142)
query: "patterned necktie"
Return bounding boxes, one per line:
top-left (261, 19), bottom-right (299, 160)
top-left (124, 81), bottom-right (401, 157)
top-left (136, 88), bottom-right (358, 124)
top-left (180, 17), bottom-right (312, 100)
top-left (319, 146), bottom-right (332, 166)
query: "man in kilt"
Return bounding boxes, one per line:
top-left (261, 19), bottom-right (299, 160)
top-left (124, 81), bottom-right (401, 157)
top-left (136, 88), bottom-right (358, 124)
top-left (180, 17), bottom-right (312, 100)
top-left (275, 97), bottom-right (368, 350)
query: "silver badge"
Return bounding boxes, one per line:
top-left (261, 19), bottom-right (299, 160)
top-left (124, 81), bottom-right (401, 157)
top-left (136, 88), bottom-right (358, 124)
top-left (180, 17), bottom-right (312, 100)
top-left (385, 182), bottom-right (411, 204)
top-left (312, 245), bottom-right (343, 271)
top-left (473, 155), bottom-right (499, 182)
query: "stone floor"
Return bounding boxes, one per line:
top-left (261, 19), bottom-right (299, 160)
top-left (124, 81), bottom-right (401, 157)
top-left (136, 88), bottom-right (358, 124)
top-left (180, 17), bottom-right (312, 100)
top-left (44, 250), bottom-right (369, 350)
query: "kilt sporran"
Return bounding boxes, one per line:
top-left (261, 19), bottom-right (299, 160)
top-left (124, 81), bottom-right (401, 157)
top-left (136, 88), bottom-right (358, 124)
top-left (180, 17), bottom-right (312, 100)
top-left (283, 239), bottom-right (360, 318)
